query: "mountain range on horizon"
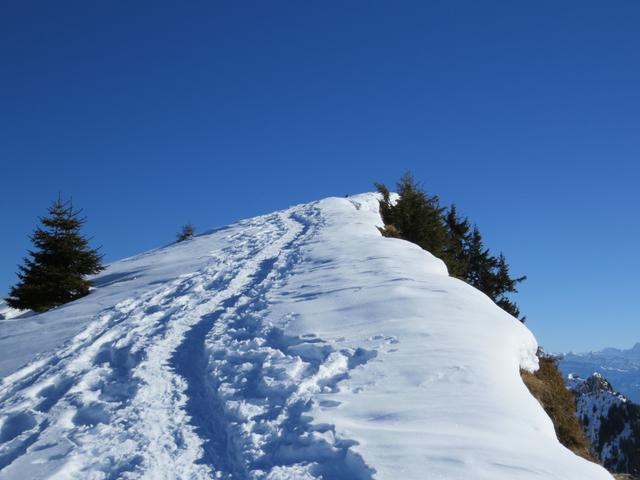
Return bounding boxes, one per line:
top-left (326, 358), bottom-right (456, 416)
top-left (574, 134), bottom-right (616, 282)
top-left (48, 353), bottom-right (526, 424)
top-left (560, 344), bottom-right (640, 404)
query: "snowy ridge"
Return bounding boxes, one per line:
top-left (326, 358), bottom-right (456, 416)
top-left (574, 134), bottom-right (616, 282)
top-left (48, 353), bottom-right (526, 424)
top-left (0, 193), bottom-right (612, 479)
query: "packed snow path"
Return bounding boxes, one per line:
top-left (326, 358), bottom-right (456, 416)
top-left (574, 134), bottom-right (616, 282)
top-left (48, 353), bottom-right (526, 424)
top-left (0, 206), bottom-right (369, 479)
top-left (0, 194), bottom-right (612, 479)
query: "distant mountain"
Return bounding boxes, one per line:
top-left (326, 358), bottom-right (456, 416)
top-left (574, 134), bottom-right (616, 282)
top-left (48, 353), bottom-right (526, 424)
top-left (559, 345), bottom-right (640, 403)
top-left (568, 373), bottom-right (640, 476)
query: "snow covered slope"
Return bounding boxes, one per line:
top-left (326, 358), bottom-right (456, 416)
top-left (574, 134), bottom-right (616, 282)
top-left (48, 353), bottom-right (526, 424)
top-left (0, 193), bottom-right (611, 479)
top-left (560, 345), bottom-right (640, 403)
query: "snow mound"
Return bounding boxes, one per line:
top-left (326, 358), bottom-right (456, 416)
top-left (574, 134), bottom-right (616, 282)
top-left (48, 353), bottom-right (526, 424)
top-left (0, 302), bottom-right (24, 321)
top-left (0, 193), bottom-right (611, 479)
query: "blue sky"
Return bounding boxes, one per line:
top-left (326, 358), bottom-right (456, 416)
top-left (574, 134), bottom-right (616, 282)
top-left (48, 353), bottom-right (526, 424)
top-left (1, 1), bottom-right (638, 352)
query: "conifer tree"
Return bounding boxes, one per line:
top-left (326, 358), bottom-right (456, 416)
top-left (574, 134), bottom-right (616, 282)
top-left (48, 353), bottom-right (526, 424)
top-left (444, 205), bottom-right (471, 278)
top-left (376, 173), bottom-right (450, 260)
top-left (464, 226), bottom-right (496, 292)
top-left (375, 173), bottom-right (526, 320)
top-left (5, 197), bottom-right (105, 312)
top-left (375, 183), bottom-right (394, 227)
top-left (463, 227), bottom-right (526, 319)
top-left (492, 254), bottom-right (527, 319)
top-left (176, 224), bottom-right (195, 242)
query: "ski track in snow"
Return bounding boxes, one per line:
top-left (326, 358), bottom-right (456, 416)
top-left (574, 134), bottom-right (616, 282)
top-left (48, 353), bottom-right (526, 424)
top-left (0, 204), bottom-right (374, 479)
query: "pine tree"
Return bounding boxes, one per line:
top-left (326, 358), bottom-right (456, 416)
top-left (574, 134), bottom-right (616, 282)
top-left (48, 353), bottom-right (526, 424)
top-left (444, 205), bottom-right (471, 278)
top-left (375, 173), bottom-right (526, 320)
top-left (176, 224), bottom-right (195, 242)
top-left (464, 226), bottom-right (496, 292)
top-left (492, 254), bottom-right (527, 319)
top-left (375, 182), bottom-right (394, 226)
top-left (463, 227), bottom-right (526, 319)
top-left (5, 197), bottom-right (105, 312)
top-left (376, 173), bottom-right (450, 260)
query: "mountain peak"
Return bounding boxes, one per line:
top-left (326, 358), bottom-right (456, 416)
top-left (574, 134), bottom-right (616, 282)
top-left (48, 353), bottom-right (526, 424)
top-left (569, 371), bottom-right (639, 475)
top-left (569, 372), bottom-right (615, 395)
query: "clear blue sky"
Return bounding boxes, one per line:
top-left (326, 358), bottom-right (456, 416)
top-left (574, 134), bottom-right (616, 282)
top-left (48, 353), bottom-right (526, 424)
top-left (1, 1), bottom-right (638, 352)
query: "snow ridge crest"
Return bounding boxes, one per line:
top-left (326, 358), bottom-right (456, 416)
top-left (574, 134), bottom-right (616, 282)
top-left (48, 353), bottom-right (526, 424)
top-left (0, 193), bottom-right (612, 479)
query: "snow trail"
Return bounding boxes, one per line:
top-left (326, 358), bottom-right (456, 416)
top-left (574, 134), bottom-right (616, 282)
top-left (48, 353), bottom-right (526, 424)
top-left (189, 207), bottom-right (374, 479)
top-left (0, 204), bottom-right (373, 479)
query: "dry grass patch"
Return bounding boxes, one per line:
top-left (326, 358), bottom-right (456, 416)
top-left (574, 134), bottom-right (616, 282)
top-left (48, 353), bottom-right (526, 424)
top-left (521, 356), bottom-right (597, 462)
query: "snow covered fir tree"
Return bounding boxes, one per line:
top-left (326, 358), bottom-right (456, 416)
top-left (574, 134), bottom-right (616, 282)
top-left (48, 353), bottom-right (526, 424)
top-left (5, 197), bottom-right (104, 312)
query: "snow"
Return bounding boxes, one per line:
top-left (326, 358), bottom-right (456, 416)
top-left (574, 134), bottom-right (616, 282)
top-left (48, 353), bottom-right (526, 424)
top-left (0, 193), bottom-right (611, 479)
top-left (0, 302), bottom-right (24, 322)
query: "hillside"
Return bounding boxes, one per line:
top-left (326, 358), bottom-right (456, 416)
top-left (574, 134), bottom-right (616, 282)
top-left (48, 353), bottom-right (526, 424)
top-left (0, 193), bottom-right (611, 479)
